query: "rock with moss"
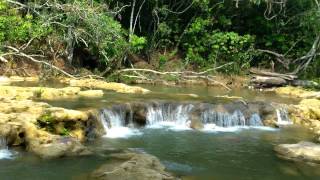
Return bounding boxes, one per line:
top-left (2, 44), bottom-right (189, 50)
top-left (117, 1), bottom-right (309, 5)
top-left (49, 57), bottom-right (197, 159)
top-left (0, 98), bottom-right (100, 158)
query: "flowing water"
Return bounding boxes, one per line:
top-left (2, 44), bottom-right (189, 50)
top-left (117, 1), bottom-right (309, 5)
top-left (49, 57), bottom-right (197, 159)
top-left (1, 84), bottom-right (320, 179)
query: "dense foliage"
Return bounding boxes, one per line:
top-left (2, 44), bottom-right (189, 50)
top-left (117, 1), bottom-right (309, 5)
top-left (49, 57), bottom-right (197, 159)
top-left (0, 0), bottom-right (319, 79)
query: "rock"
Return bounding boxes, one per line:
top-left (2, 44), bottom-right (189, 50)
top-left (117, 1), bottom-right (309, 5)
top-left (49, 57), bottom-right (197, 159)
top-left (190, 113), bottom-right (203, 130)
top-left (90, 151), bottom-right (178, 180)
top-left (275, 86), bottom-right (320, 99)
top-left (64, 78), bottom-right (150, 94)
top-left (0, 86), bottom-right (104, 100)
top-left (274, 141), bottom-right (320, 163)
top-left (288, 99), bottom-right (320, 135)
top-left (0, 98), bottom-right (97, 158)
top-left (25, 124), bottom-right (91, 159)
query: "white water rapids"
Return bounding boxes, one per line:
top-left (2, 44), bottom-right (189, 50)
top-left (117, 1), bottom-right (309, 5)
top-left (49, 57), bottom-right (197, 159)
top-left (99, 103), bottom-right (288, 138)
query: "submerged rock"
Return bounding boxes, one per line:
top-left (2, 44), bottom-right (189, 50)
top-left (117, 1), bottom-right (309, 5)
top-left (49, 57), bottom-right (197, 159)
top-left (62, 78), bottom-right (150, 94)
top-left (90, 151), bottom-right (178, 180)
top-left (275, 141), bottom-right (320, 164)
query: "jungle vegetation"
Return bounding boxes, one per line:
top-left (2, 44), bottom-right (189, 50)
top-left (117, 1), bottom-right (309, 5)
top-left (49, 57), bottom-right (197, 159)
top-left (0, 0), bottom-right (319, 80)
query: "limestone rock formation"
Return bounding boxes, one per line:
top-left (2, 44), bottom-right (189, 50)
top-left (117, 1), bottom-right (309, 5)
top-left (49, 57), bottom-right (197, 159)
top-left (0, 98), bottom-right (97, 158)
top-left (0, 86), bottom-right (103, 100)
top-left (288, 99), bottom-right (320, 135)
top-left (275, 86), bottom-right (320, 99)
top-left (61, 78), bottom-right (150, 94)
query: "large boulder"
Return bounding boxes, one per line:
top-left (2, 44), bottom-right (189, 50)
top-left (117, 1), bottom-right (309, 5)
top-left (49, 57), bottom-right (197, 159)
top-left (25, 123), bottom-right (91, 159)
top-left (90, 151), bottom-right (178, 180)
top-left (274, 141), bottom-right (320, 164)
top-left (0, 98), bottom-right (98, 158)
top-left (288, 99), bottom-right (320, 135)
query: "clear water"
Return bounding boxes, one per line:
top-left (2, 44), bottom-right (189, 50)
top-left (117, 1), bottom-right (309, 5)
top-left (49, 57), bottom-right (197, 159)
top-left (92, 126), bottom-right (320, 180)
top-left (1, 83), bottom-right (318, 179)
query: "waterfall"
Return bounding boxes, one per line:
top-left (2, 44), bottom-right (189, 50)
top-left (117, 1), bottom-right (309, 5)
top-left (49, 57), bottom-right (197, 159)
top-left (248, 113), bottom-right (264, 126)
top-left (0, 137), bottom-right (7, 149)
top-left (276, 108), bottom-right (293, 126)
top-left (98, 102), bottom-right (270, 137)
top-left (201, 110), bottom-right (245, 127)
top-left (0, 136), bottom-right (14, 160)
top-left (99, 105), bottom-right (140, 138)
top-left (201, 109), bottom-right (263, 127)
top-left (146, 103), bottom-right (194, 127)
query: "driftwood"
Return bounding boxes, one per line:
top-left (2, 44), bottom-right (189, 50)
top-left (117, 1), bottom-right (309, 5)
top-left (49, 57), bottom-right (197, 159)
top-left (116, 63), bottom-right (234, 90)
top-left (250, 68), bottom-right (297, 81)
top-left (251, 76), bottom-right (287, 87)
top-left (250, 69), bottom-right (319, 88)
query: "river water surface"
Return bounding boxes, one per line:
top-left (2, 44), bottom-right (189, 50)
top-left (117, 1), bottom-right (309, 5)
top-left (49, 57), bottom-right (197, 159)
top-left (1, 84), bottom-right (319, 180)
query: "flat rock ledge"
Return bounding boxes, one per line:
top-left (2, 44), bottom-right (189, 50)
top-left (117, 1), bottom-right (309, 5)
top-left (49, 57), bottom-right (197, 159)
top-left (60, 78), bottom-right (150, 94)
top-left (90, 151), bottom-right (179, 180)
top-left (274, 141), bottom-right (320, 164)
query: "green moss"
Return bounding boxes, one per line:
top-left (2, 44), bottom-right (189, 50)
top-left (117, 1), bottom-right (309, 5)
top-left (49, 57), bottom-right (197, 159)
top-left (37, 113), bottom-right (55, 133)
top-left (34, 88), bottom-right (44, 98)
top-left (60, 127), bottom-right (70, 136)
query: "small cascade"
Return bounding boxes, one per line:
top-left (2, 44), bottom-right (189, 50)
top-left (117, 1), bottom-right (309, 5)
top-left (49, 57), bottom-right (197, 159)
top-left (99, 105), bottom-right (140, 138)
top-left (249, 113), bottom-right (264, 126)
top-left (146, 103), bottom-right (194, 127)
top-left (0, 136), bottom-right (7, 149)
top-left (0, 136), bottom-right (14, 160)
top-left (201, 109), bottom-right (264, 127)
top-left (276, 108), bottom-right (293, 126)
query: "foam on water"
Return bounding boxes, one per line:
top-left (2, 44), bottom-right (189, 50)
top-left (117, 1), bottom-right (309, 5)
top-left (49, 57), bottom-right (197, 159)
top-left (146, 121), bottom-right (192, 131)
top-left (202, 124), bottom-right (277, 132)
top-left (104, 127), bottom-right (142, 138)
top-left (276, 108), bottom-right (293, 126)
top-left (0, 149), bottom-right (14, 160)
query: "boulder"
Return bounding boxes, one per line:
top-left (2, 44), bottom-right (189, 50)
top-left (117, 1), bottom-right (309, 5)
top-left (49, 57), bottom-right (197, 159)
top-left (288, 99), bottom-right (320, 135)
top-left (0, 98), bottom-right (98, 158)
top-left (90, 151), bottom-right (178, 180)
top-left (274, 141), bottom-right (320, 163)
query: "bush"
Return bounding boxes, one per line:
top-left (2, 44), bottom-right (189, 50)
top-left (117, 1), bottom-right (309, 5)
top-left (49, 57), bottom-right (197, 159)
top-left (183, 17), bottom-right (255, 73)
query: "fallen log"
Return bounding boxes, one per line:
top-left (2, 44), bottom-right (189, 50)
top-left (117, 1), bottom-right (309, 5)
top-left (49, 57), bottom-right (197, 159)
top-left (250, 68), bottom-right (297, 81)
top-left (251, 76), bottom-right (287, 87)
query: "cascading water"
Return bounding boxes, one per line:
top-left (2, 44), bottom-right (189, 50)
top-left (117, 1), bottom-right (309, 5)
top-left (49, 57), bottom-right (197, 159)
top-left (146, 103), bottom-right (194, 128)
top-left (100, 105), bottom-right (140, 138)
top-left (99, 102), bottom-right (272, 137)
top-left (201, 109), bottom-right (263, 127)
top-left (276, 108), bottom-right (293, 126)
top-left (0, 136), bottom-right (14, 160)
